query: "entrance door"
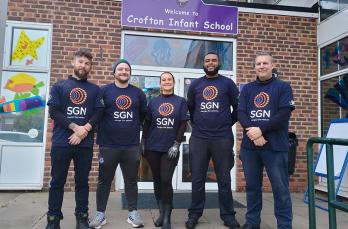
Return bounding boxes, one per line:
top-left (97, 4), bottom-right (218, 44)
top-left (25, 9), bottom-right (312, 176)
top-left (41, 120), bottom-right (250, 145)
top-left (116, 71), bottom-right (237, 191)
top-left (116, 70), bottom-right (180, 190)
top-left (175, 73), bottom-right (237, 191)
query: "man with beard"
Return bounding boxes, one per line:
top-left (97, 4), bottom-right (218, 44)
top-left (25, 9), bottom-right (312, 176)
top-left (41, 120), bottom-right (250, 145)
top-left (185, 52), bottom-right (240, 229)
top-left (46, 48), bottom-right (103, 229)
top-left (89, 59), bottom-right (147, 229)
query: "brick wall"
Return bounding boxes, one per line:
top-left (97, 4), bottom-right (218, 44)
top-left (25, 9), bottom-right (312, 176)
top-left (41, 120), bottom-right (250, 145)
top-left (235, 13), bottom-right (318, 192)
top-left (8, 0), bottom-right (123, 191)
top-left (7, 0), bottom-right (318, 192)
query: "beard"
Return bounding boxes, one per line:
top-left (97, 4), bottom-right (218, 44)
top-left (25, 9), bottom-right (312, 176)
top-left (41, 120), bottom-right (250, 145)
top-left (203, 65), bottom-right (219, 77)
top-left (115, 74), bottom-right (130, 84)
top-left (74, 68), bottom-right (89, 80)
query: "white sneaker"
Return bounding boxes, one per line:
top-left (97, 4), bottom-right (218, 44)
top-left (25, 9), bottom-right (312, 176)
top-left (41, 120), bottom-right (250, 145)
top-left (127, 210), bottom-right (144, 228)
top-left (89, 211), bottom-right (106, 229)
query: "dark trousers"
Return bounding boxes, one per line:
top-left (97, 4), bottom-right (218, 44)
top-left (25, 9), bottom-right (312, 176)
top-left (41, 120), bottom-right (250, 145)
top-left (240, 148), bottom-right (292, 229)
top-left (188, 136), bottom-right (236, 223)
top-left (96, 146), bottom-right (140, 212)
top-left (145, 150), bottom-right (179, 205)
top-left (48, 146), bottom-right (93, 219)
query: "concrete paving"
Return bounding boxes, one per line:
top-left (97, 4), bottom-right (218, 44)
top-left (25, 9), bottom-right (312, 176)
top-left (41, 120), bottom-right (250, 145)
top-left (0, 191), bottom-right (347, 228)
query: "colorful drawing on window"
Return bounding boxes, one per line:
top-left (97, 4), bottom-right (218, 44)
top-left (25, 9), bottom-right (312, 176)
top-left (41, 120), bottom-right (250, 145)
top-left (9, 28), bottom-right (49, 68)
top-left (4, 72), bottom-right (44, 99)
top-left (0, 96), bottom-right (45, 113)
top-left (11, 30), bottom-right (45, 63)
top-left (1, 72), bottom-right (47, 116)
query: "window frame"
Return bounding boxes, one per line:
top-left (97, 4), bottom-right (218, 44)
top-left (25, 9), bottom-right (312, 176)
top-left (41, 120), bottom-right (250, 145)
top-left (318, 31), bottom-right (348, 137)
top-left (121, 30), bottom-right (237, 77)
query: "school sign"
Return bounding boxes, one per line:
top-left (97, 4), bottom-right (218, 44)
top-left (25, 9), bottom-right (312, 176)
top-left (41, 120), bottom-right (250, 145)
top-left (121, 0), bottom-right (238, 35)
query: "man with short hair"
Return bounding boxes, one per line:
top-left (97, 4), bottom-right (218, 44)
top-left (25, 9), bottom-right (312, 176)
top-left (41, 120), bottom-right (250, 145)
top-left (90, 59), bottom-right (147, 228)
top-left (238, 51), bottom-right (295, 229)
top-left (46, 48), bottom-right (103, 229)
top-left (186, 52), bottom-right (240, 229)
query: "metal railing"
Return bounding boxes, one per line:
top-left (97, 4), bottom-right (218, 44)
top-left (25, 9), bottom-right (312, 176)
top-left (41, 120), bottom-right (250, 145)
top-left (307, 137), bottom-right (348, 229)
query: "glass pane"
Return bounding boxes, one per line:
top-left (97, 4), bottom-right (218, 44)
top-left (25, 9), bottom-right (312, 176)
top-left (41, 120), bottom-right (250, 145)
top-left (0, 71), bottom-right (47, 142)
top-left (338, 37), bottom-right (348, 71)
top-left (320, 0), bottom-right (339, 21)
top-left (321, 74), bottom-right (348, 136)
top-left (130, 75), bottom-right (160, 102)
top-left (124, 34), bottom-right (233, 71)
top-left (133, 75), bottom-right (160, 182)
top-left (320, 42), bottom-right (339, 76)
top-left (184, 78), bottom-right (196, 133)
top-left (182, 143), bottom-right (191, 182)
top-left (9, 27), bottom-right (50, 68)
top-left (138, 158), bottom-right (152, 182)
top-left (181, 142), bottom-right (219, 183)
top-left (339, 0), bottom-right (348, 10)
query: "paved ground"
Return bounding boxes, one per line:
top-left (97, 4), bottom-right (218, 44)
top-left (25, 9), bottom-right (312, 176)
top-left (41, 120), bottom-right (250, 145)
top-left (0, 192), bottom-right (347, 228)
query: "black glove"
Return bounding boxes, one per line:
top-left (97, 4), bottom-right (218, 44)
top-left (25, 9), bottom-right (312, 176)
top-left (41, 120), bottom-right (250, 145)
top-left (140, 138), bottom-right (146, 156)
top-left (167, 141), bottom-right (180, 160)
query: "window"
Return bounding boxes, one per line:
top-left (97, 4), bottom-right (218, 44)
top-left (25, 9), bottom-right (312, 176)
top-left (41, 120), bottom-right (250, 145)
top-left (319, 35), bottom-right (348, 136)
top-left (320, 0), bottom-right (348, 21)
top-left (320, 74), bottom-right (348, 136)
top-left (123, 34), bottom-right (234, 71)
top-left (320, 36), bottom-right (348, 76)
top-left (0, 21), bottom-right (52, 143)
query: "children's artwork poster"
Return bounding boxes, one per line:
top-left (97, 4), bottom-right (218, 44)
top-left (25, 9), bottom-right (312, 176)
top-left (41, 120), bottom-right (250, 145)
top-left (0, 71), bottom-right (47, 113)
top-left (9, 27), bottom-right (49, 68)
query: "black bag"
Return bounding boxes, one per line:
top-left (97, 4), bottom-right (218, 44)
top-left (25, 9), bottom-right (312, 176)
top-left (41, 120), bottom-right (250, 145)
top-left (288, 132), bottom-right (298, 175)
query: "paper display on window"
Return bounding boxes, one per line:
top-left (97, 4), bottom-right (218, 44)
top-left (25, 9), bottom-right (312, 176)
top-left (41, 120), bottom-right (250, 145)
top-left (9, 28), bottom-right (49, 68)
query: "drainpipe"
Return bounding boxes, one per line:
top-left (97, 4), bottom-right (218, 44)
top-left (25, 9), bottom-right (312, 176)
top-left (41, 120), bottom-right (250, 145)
top-left (0, 0), bottom-right (8, 79)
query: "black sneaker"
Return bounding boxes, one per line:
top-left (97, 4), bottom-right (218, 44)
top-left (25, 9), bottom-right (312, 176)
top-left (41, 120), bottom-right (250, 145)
top-left (46, 215), bottom-right (60, 229)
top-left (185, 218), bottom-right (198, 229)
top-left (224, 217), bottom-right (241, 229)
top-left (76, 212), bottom-right (91, 229)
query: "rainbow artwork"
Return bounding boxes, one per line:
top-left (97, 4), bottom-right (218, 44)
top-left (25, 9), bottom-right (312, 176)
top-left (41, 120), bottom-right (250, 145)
top-left (0, 96), bottom-right (45, 113)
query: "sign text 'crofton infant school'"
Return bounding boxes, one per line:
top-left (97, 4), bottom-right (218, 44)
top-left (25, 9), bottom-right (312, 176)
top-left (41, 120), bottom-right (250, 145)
top-left (121, 0), bottom-right (238, 35)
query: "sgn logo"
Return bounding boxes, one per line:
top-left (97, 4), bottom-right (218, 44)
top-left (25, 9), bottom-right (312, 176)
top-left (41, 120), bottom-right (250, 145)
top-left (115, 95), bottom-right (132, 110)
top-left (67, 88), bottom-right (87, 116)
top-left (157, 103), bottom-right (175, 127)
top-left (201, 86), bottom-right (219, 111)
top-left (158, 103), bottom-right (174, 116)
top-left (202, 86), bottom-right (218, 101)
top-left (70, 88), bottom-right (87, 105)
top-left (114, 95), bottom-right (133, 120)
top-left (253, 92), bottom-right (269, 108)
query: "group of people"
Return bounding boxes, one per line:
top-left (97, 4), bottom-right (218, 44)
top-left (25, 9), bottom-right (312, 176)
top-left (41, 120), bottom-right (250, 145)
top-left (45, 48), bottom-right (295, 229)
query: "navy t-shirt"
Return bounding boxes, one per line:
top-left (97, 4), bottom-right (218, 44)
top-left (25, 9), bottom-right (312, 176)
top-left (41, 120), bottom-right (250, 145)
top-left (238, 77), bottom-right (295, 151)
top-left (97, 83), bottom-right (147, 148)
top-left (145, 94), bottom-right (189, 152)
top-left (47, 76), bottom-right (102, 148)
top-left (187, 75), bottom-right (239, 139)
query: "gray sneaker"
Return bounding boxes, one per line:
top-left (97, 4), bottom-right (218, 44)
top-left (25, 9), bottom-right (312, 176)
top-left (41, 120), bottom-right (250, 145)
top-left (89, 211), bottom-right (106, 229)
top-left (127, 210), bottom-right (144, 228)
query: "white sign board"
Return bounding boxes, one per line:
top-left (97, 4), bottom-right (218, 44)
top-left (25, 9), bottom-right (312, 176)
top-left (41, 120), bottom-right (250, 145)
top-left (315, 120), bottom-right (348, 178)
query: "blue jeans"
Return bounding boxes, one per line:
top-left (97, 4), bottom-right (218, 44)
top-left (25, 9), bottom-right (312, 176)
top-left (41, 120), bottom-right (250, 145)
top-left (188, 136), bottom-right (236, 223)
top-left (48, 146), bottom-right (93, 219)
top-left (240, 148), bottom-right (292, 229)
